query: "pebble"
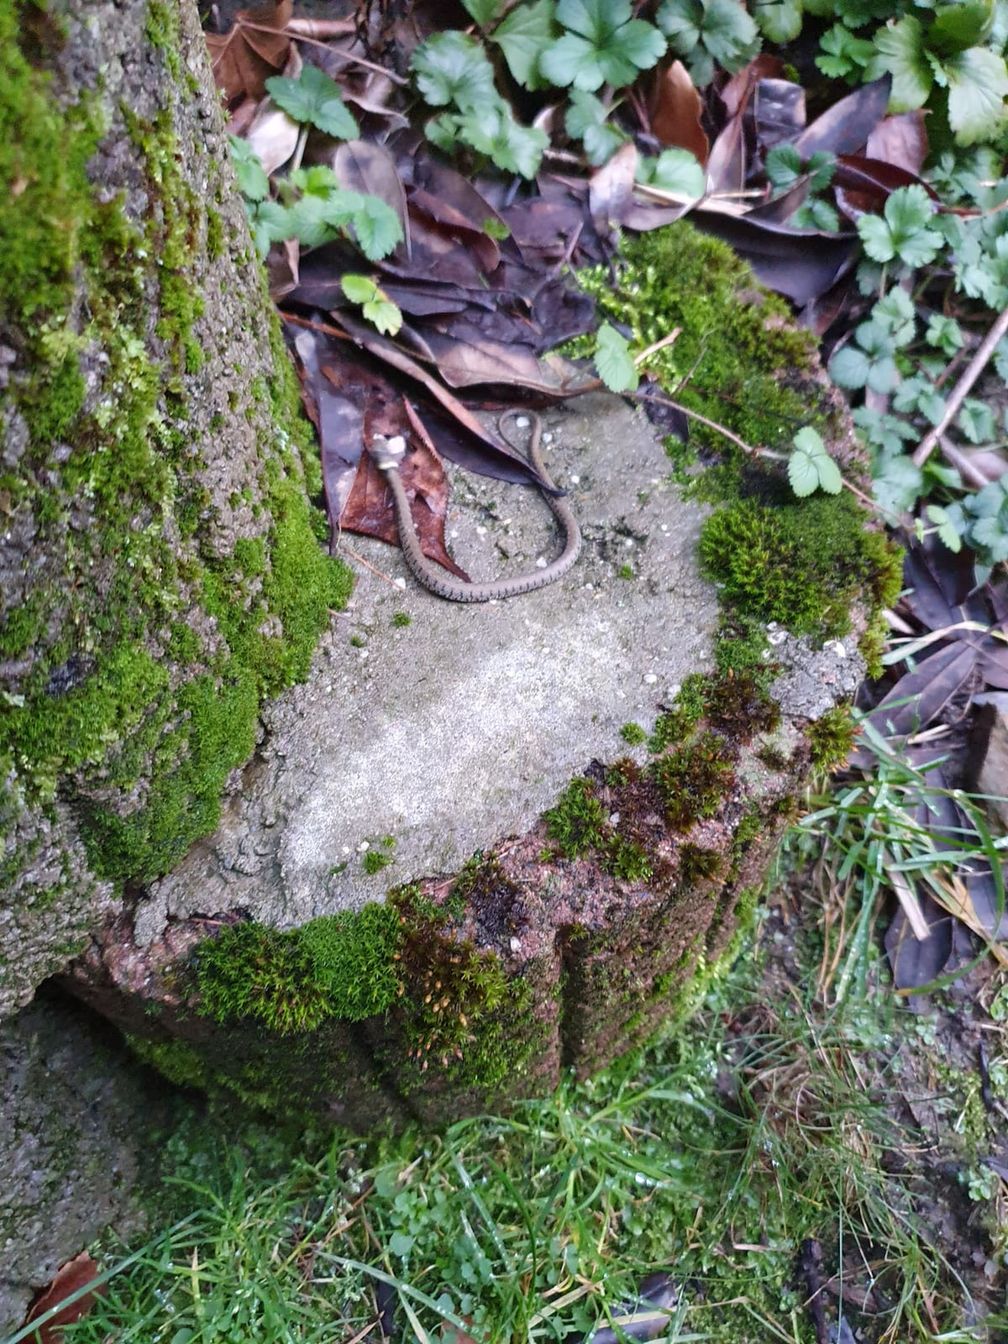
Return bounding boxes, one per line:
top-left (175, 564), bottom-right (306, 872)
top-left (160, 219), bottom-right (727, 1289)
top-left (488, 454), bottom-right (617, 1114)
top-left (643, 672), bottom-right (658, 684)
top-left (570, 474), bottom-right (580, 484)
top-left (514, 415), bottom-right (530, 429)
top-left (535, 556), bottom-right (547, 568)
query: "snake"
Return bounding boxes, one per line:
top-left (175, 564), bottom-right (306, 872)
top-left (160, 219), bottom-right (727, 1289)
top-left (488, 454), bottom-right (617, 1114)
top-left (369, 411), bottom-right (581, 603)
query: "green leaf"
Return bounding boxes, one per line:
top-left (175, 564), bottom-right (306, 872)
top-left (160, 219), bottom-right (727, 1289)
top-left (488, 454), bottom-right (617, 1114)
top-left (925, 313), bottom-right (962, 355)
top-left (246, 200), bottom-right (290, 257)
top-left (857, 185), bottom-right (943, 268)
top-left (754, 0), bottom-right (802, 45)
top-left (565, 90), bottom-right (628, 163)
top-left (348, 194), bottom-right (404, 261)
top-left (389, 1231), bottom-right (414, 1257)
top-left (340, 274), bottom-right (403, 335)
top-left (816, 24), bottom-right (876, 81)
top-left (828, 344), bottom-right (871, 390)
top-left (765, 143), bottom-right (803, 190)
top-left (871, 287), bottom-right (916, 346)
top-left (657, 0), bottom-right (761, 84)
top-left (944, 47), bottom-right (1008, 144)
top-left (454, 100), bottom-right (548, 177)
top-left (873, 15), bottom-right (932, 111)
top-left (229, 136), bottom-right (269, 201)
top-left (929, 1), bottom-right (994, 56)
top-left (793, 198), bottom-right (841, 231)
top-left (957, 397), bottom-right (997, 443)
top-left (492, 0), bottom-right (556, 89)
top-left (789, 427), bottom-right (842, 497)
top-left (542, 0), bottom-right (666, 90)
top-left (461, 0), bottom-right (504, 25)
top-left (595, 322), bottom-right (639, 391)
top-left (925, 504), bottom-right (963, 552)
top-left (410, 31), bottom-right (497, 108)
top-left (265, 66), bottom-right (359, 139)
top-left (873, 453), bottom-right (923, 514)
top-left (637, 147), bottom-right (706, 197)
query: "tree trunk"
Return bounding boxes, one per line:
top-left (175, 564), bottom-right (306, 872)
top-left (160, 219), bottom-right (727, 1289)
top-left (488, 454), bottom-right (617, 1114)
top-left (0, 0), bottom-right (351, 1015)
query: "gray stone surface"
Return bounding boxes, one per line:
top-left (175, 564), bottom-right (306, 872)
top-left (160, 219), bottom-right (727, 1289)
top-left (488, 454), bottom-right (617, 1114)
top-left (134, 394), bottom-right (720, 942)
top-left (0, 994), bottom-right (170, 1335)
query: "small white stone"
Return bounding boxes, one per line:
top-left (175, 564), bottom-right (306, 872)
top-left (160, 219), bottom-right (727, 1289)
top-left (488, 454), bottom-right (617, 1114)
top-left (476, 525), bottom-right (488, 536)
top-left (767, 628), bottom-right (787, 646)
top-left (643, 672), bottom-right (658, 684)
top-left (342, 846), bottom-right (351, 855)
top-left (509, 936), bottom-right (522, 953)
top-left (542, 432), bottom-right (554, 444)
top-left (624, 538), bottom-right (634, 548)
top-left (826, 640), bottom-right (847, 658)
top-left (449, 529), bottom-right (459, 540)
top-left (359, 841), bottom-right (370, 851)
top-left (514, 415), bottom-right (530, 429)
top-left (660, 524), bottom-right (669, 533)
top-left (570, 474), bottom-right (580, 484)
top-left (395, 577), bottom-right (407, 589)
top-left (536, 556), bottom-right (547, 568)
top-left (609, 812), bottom-right (620, 826)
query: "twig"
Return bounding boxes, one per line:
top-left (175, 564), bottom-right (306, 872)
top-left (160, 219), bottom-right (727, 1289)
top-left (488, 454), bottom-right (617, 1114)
top-left (338, 542), bottom-right (405, 592)
top-left (241, 19), bottom-right (409, 83)
top-left (635, 328), bottom-right (681, 364)
top-left (912, 305), bottom-right (1008, 467)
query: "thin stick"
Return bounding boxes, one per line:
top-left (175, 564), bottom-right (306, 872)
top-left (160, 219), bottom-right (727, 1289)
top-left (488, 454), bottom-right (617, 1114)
top-left (912, 305), bottom-right (1008, 467)
top-left (635, 327), bottom-right (681, 364)
top-left (338, 542), bottom-right (404, 591)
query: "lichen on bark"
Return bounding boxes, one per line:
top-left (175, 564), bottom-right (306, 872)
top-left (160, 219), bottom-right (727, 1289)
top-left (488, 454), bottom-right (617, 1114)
top-left (0, 0), bottom-right (351, 1014)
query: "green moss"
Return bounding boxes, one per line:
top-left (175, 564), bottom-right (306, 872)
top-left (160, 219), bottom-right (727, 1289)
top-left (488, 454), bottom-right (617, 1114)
top-left (128, 1035), bottom-right (208, 1090)
top-left (391, 611), bottom-right (411, 628)
top-left (649, 674), bottom-right (707, 752)
top-left (650, 732), bottom-right (736, 830)
top-left (620, 722), bottom-right (648, 746)
top-left (363, 848), bottom-right (394, 875)
top-left (699, 494), bottom-right (900, 640)
top-left (544, 778), bottom-right (609, 858)
top-left (678, 844), bottom-right (726, 884)
top-left (703, 669), bottom-right (780, 739)
top-left (808, 704), bottom-right (857, 770)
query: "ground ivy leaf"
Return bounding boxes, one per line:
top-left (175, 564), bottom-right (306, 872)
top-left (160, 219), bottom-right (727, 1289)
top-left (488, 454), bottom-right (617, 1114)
top-left (874, 15), bottom-right (932, 110)
top-left (492, 0), bottom-right (557, 90)
top-left (410, 31), bottom-right (497, 108)
top-left (595, 322), bottom-right (639, 392)
top-left (944, 47), bottom-right (1008, 144)
top-left (265, 66), bottom-right (359, 139)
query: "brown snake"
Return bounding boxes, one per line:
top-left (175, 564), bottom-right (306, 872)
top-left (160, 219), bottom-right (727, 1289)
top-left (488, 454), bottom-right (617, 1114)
top-left (369, 412), bottom-right (581, 603)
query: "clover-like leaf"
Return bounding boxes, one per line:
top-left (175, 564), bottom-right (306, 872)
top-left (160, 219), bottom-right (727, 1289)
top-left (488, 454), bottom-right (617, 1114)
top-left (871, 287), bottom-right (916, 346)
top-left (265, 66), bottom-right (359, 139)
top-left (595, 322), bottom-right (639, 391)
top-left (348, 195), bottom-right (404, 261)
top-left (957, 397), bottom-right (997, 443)
top-left (925, 313), bottom-right (962, 356)
top-left (788, 427), bottom-right (842, 498)
top-left (230, 136), bottom-right (269, 201)
top-left (341, 274), bottom-right (403, 336)
top-left (657, 0), bottom-right (760, 86)
top-left (410, 31), bottom-right (497, 108)
top-left (540, 0), bottom-right (666, 91)
top-left (492, 0), bottom-right (557, 90)
top-left (857, 185), bottom-right (943, 268)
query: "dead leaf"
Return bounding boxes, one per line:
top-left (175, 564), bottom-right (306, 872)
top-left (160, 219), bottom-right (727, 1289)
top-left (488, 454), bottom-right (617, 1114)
top-left (332, 140), bottom-right (411, 259)
top-left (25, 1252), bottom-right (104, 1343)
top-left (589, 141), bottom-right (638, 232)
top-left (650, 60), bottom-right (708, 164)
top-left (245, 102), bottom-right (300, 174)
top-left (866, 112), bottom-right (929, 175)
top-left (206, 0), bottom-right (293, 104)
top-left (794, 77), bottom-right (891, 158)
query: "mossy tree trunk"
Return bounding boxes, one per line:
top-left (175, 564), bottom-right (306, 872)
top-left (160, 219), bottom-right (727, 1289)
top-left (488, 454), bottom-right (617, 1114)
top-left (0, 0), bottom-right (350, 1016)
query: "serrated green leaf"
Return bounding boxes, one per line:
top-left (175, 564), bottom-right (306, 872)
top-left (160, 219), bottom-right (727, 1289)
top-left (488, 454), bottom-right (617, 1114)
top-left (492, 0), bottom-right (556, 89)
top-left (348, 195), bottom-right (404, 261)
top-left (828, 344), bottom-right (871, 389)
top-left (265, 66), bottom-right (358, 139)
top-left (957, 397), bottom-right (997, 443)
top-left (410, 31), bottom-right (497, 108)
top-left (793, 197), bottom-right (841, 231)
top-left (765, 143), bottom-right (803, 190)
top-left (871, 287), bottom-right (916, 345)
top-left (788, 448), bottom-right (821, 497)
top-left (944, 46), bottom-right (1008, 144)
top-left (541, 2), bottom-right (665, 90)
top-left (595, 322), bottom-right (639, 391)
top-left (454, 99), bottom-right (548, 177)
top-left (873, 453), bottom-right (923, 514)
top-left (246, 200), bottom-right (290, 257)
top-left (461, 0), bottom-right (503, 25)
top-left (925, 313), bottom-right (962, 355)
top-left (229, 136), bottom-right (269, 201)
top-left (637, 147), bottom-right (706, 197)
top-left (815, 455), bottom-right (843, 494)
top-left (857, 185), bottom-right (943, 268)
top-left (341, 274), bottom-right (403, 336)
top-left (925, 504), bottom-right (963, 552)
top-left (930, 1), bottom-right (994, 56)
top-left (340, 274), bottom-right (376, 304)
top-left (874, 15), bottom-right (932, 110)
top-left (658, 0), bottom-right (760, 83)
top-left (565, 88), bottom-right (608, 137)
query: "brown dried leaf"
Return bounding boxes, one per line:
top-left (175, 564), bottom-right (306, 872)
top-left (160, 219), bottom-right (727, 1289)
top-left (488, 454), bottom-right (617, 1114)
top-left (206, 1), bottom-right (293, 104)
top-left (332, 140), bottom-right (411, 259)
top-left (866, 112), bottom-right (929, 175)
top-left (650, 60), bottom-right (708, 164)
top-left (794, 76), bottom-right (891, 158)
top-left (588, 140), bottom-right (638, 232)
top-left (25, 1252), bottom-right (104, 1343)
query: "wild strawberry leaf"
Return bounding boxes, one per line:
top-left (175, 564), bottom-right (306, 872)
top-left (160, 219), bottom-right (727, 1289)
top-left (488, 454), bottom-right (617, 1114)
top-left (411, 31), bottom-right (497, 109)
top-left (265, 65), bottom-right (359, 139)
top-left (637, 147), bottom-right (706, 197)
top-left (788, 427), bottom-right (842, 497)
top-left (229, 135), bottom-right (269, 201)
top-left (873, 16), bottom-right (932, 111)
top-left (944, 46), bottom-right (1008, 144)
top-left (540, 0), bottom-right (666, 92)
top-left (565, 91), bottom-right (628, 165)
top-left (492, 0), bottom-right (557, 90)
top-left (656, 0), bottom-right (760, 86)
top-left (857, 184), bottom-right (943, 267)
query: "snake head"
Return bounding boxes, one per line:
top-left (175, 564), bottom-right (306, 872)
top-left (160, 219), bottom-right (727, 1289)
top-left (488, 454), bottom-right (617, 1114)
top-left (370, 434), bottom-right (407, 473)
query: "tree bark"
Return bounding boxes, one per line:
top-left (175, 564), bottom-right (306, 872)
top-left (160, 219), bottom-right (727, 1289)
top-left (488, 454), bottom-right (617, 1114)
top-left (0, 0), bottom-right (350, 1015)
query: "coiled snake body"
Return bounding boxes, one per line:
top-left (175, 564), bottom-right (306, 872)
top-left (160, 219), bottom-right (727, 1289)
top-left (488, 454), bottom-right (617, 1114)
top-left (370, 412), bottom-right (581, 603)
